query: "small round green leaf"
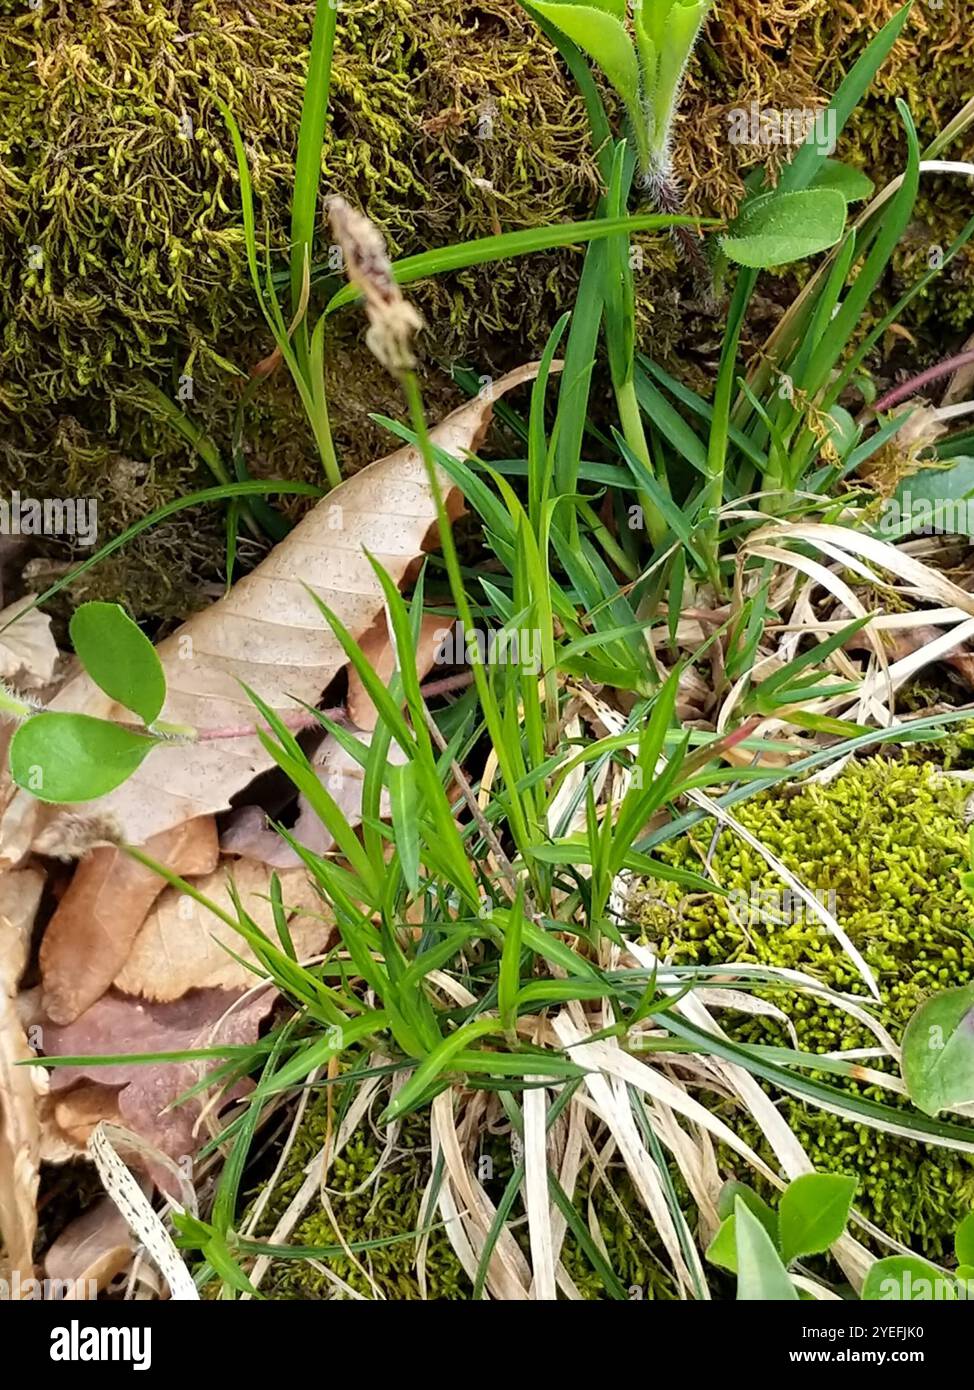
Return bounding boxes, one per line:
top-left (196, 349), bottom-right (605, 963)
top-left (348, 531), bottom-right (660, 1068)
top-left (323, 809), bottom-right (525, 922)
top-left (902, 983), bottom-right (974, 1116)
top-left (720, 188), bottom-right (847, 269)
top-left (862, 1255), bottom-right (954, 1301)
top-left (69, 601), bottom-right (166, 726)
top-left (778, 1172), bottom-right (857, 1265)
top-left (10, 713), bottom-right (159, 803)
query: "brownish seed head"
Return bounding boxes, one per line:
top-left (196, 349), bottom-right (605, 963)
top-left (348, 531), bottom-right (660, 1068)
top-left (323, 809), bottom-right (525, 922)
top-left (326, 196), bottom-right (423, 374)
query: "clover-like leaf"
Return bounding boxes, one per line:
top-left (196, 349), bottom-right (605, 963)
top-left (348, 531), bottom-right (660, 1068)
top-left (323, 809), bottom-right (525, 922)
top-left (70, 601), bottom-right (166, 727)
top-left (10, 713), bottom-right (159, 803)
top-left (902, 983), bottom-right (974, 1116)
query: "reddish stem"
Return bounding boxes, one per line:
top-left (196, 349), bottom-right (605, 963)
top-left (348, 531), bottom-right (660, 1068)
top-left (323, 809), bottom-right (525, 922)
top-left (873, 349), bottom-right (974, 413)
top-left (186, 669), bottom-right (475, 743)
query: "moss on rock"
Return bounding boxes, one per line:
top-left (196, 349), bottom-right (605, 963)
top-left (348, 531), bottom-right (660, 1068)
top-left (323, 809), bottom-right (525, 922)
top-left (2, 1), bottom-right (971, 615)
top-left (631, 756), bottom-right (974, 1258)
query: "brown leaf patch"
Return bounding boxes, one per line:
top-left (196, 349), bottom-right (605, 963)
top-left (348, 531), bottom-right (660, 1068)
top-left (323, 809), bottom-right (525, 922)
top-left (5, 368), bottom-right (542, 855)
top-left (40, 816), bottom-right (220, 1024)
top-left (115, 861), bottom-right (332, 1001)
top-left (41, 987), bottom-right (276, 1184)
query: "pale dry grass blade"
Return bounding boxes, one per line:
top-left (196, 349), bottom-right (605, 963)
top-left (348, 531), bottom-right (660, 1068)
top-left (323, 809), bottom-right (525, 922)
top-left (747, 523), bottom-right (974, 615)
top-left (623, 941), bottom-right (874, 1290)
top-left (431, 1091), bottom-right (531, 1299)
top-left (555, 1016), bottom-right (777, 1178)
top-left (550, 1013), bottom-right (709, 1295)
top-left (523, 1082), bottom-right (557, 1300)
top-left (88, 1123), bottom-right (199, 1301)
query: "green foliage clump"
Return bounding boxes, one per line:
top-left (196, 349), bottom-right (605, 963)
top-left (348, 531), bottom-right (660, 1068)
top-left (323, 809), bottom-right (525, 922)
top-left (632, 756), bottom-right (974, 1257)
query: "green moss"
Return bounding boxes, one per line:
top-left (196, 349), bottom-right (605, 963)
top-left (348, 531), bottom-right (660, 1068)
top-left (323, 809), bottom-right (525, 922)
top-left (2, 2), bottom-right (971, 615)
top-left (0, 0), bottom-right (601, 613)
top-left (251, 1104), bottom-right (682, 1301)
top-left (631, 756), bottom-right (974, 1257)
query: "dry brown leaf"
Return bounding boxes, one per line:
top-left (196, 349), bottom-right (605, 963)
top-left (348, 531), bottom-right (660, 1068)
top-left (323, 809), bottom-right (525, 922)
top-left (40, 815), bottom-right (219, 1025)
top-left (346, 610), bottom-right (451, 731)
top-left (0, 595), bottom-right (58, 690)
top-left (1, 367), bottom-right (541, 861)
top-left (115, 861), bottom-right (333, 1001)
top-left (52, 1083), bottom-right (123, 1150)
top-left (0, 868), bottom-right (45, 1283)
top-left (218, 805), bottom-right (304, 869)
top-left (42, 986), bottom-right (276, 1180)
top-left (44, 1192), bottom-right (140, 1297)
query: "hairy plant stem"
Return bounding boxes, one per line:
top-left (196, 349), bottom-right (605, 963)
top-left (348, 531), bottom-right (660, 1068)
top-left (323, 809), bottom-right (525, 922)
top-left (0, 685), bottom-right (34, 722)
top-left (639, 157), bottom-right (709, 280)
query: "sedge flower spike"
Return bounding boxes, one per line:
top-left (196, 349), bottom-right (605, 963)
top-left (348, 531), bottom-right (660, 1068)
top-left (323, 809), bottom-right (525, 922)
top-left (326, 196), bottom-right (423, 374)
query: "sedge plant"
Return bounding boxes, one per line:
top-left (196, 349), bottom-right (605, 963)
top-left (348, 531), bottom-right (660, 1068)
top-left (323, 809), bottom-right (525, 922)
top-left (101, 214), bottom-right (974, 1299)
